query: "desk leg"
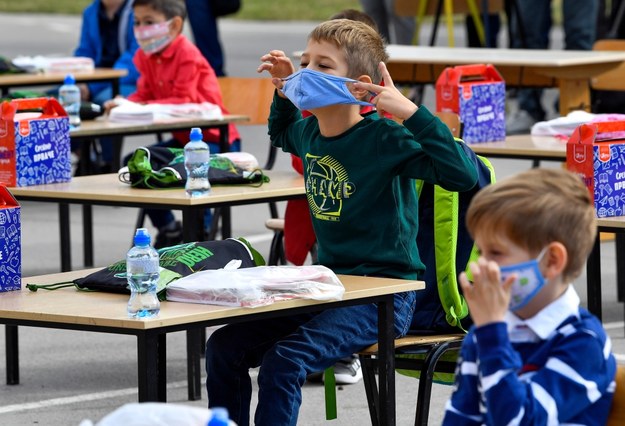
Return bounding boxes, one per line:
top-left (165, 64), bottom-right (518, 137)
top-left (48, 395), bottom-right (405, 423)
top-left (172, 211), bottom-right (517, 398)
top-left (378, 295), bottom-right (396, 426)
top-left (6, 325), bottom-right (19, 385)
top-left (558, 79), bottom-right (590, 115)
top-left (217, 124), bottom-right (232, 239)
top-left (137, 331), bottom-right (167, 402)
top-left (587, 234), bottom-right (602, 320)
top-left (616, 233), bottom-right (625, 303)
top-left (181, 208), bottom-right (205, 242)
top-left (82, 205), bottom-right (94, 267)
top-left (59, 203), bottom-right (72, 272)
top-left (187, 328), bottom-right (203, 401)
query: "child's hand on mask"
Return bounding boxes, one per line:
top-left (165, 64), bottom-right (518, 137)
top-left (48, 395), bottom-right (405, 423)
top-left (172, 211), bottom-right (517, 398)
top-left (459, 257), bottom-right (515, 327)
top-left (257, 50), bottom-right (295, 93)
top-left (353, 62), bottom-right (418, 121)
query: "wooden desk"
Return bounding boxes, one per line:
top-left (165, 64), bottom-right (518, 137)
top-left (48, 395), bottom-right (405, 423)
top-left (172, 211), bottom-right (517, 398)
top-left (3, 269), bottom-right (424, 425)
top-left (11, 170), bottom-right (305, 272)
top-left (386, 45), bottom-right (625, 115)
top-left (0, 68), bottom-right (128, 97)
top-left (70, 114), bottom-right (249, 173)
top-left (469, 134), bottom-right (566, 163)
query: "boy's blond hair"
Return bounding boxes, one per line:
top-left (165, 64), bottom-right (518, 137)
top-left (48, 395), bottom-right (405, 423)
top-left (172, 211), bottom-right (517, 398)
top-left (466, 168), bottom-right (596, 282)
top-left (308, 19), bottom-right (388, 84)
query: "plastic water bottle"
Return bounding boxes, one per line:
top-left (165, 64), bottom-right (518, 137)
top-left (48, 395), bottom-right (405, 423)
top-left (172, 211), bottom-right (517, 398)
top-left (126, 228), bottom-right (160, 318)
top-left (207, 407), bottom-right (229, 426)
top-left (184, 127), bottom-right (211, 198)
top-left (58, 74), bottom-right (81, 128)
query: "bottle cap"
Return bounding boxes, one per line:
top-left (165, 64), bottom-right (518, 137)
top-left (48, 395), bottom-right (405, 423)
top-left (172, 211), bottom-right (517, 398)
top-left (208, 407), bottom-right (229, 425)
top-left (64, 74), bottom-right (76, 85)
top-left (133, 228), bottom-right (151, 246)
top-left (190, 127), bottom-right (203, 141)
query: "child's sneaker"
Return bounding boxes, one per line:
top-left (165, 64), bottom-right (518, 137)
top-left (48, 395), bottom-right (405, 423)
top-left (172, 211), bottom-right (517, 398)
top-left (324, 355), bottom-right (363, 385)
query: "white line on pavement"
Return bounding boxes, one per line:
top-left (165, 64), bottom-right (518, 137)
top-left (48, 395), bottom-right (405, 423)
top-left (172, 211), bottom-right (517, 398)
top-left (0, 380), bottom-right (189, 414)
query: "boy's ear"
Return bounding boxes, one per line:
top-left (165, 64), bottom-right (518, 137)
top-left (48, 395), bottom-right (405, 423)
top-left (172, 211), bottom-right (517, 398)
top-left (352, 75), bottom-right (373, 100)
top-left (170, 16), bottom-right (184, 35)
top-left (543, 242), bottom-right (567, 280)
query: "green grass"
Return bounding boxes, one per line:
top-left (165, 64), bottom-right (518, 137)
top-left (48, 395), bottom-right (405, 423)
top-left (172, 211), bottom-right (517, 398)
top-left (0, 0), bottom-right (362, 20)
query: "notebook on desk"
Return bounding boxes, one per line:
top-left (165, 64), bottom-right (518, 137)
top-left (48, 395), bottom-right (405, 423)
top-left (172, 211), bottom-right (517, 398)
top-left (109, 99), bottom-right (223, 124)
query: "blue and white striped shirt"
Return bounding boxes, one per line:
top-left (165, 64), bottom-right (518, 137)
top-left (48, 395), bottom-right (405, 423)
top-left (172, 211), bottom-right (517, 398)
top-left (443, 286), bottom-right (616, 425)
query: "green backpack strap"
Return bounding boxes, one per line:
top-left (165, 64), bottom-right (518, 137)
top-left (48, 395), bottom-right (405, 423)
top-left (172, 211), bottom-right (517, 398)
top-left (421, 151), bottom-right (497, 332)
top-left (463, 154), bottom-right (496, 282)
top-left (432, 185), bottom-right (469, 330)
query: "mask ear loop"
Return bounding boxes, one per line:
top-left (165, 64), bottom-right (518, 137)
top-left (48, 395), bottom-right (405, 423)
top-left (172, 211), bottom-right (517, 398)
top-left (534, 246), bottom-right (550, 283)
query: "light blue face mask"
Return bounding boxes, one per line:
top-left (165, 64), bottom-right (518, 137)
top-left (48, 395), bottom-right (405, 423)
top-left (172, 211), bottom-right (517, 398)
top-left (281, 68), bottom-right (373, 111)
top-left (499, 248), bottom-right (548, 311)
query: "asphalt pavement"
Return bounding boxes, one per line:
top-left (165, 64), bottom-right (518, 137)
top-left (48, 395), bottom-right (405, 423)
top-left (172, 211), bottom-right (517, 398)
top-left (0, 12), bottom-right (623, 426)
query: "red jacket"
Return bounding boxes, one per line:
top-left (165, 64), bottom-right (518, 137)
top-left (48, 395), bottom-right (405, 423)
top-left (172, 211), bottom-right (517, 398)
top-left (128, 34), bottom-right (240, 146)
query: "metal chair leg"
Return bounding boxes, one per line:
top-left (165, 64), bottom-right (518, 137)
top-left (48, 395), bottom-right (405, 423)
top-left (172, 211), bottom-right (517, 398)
top-left (268, 229), bottom-right (285, 265)
top-left (360, 355), bottom-right (380, 426)
top-left (414, 340), bottom-right (462, 426)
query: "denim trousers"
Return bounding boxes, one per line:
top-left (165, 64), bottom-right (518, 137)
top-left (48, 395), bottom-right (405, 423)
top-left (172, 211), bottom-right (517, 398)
top-left (185, 0), bottom-right (225, 76)
top-left (511, 0), bottom-right (598, 119)
top-left (205, 290), bottom-right (416, 426)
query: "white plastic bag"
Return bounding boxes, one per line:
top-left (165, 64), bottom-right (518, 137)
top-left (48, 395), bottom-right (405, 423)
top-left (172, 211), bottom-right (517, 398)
top-left (166, 265), bottom-right (345, 307)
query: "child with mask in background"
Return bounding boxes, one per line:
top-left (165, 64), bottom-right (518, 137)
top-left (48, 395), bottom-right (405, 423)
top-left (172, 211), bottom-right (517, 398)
top-left (443, 168), bottom-right (616, 425)
top-left (73, 0), bottom-right (139, 173)
top-left (205, 19), bottom-right (478, 426)
top-left (105, 0), bottom-right (240, 248)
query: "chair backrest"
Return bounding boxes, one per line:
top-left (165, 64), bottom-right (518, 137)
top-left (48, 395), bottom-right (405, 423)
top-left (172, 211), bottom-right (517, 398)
top-left (591, 39), bottom-right (625, 91)
top-left (607, 364), bottom-right (625, 426)
top-left (218, 77), bottom-right (277, 169)
top-left (435, 111), bottom-right (462, 138)
top-left (218, 77), bottom-right (275, 126)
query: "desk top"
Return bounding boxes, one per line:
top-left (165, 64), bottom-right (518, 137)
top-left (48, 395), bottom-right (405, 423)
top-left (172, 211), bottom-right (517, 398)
top-left (386, 45), bottom-right (625, 67)
top-left (597, 215), bottom-right (625, 229)
top-left (0, 68), bottom-right (128, 87)
top-left (3, 269), bottom-right (424, 330)
top-left (469, 134), bottom-right (566, 159)
top-left (10, 170), bottom-right (305, 207)
top-left (70, 114), bottom-right (249, 139)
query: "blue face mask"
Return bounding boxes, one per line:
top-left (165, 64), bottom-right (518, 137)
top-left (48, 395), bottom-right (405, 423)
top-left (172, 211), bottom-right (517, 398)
top-left (281, 68), bottom-right (373, 111)
top-left (499, 248), bottom-right (548, 311)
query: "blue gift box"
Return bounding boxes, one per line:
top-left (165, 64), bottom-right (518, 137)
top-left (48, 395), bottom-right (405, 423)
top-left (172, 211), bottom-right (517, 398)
top-left (0, 185), bottom-right (20, 292)
top-left (567, 121), bottom-right (625, 218)
top-left (436, 64), bottom-right (506, 144)
top-left (0, 98), bottom-right (71, 187)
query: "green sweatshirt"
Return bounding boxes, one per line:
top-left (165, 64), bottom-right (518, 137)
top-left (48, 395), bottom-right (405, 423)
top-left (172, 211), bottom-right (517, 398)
top-left (268, 96), bottom-right (478, 279)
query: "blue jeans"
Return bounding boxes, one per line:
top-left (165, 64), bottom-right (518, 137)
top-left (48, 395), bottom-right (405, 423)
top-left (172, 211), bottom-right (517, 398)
top-left (511, 0), bottom-right (598, 120)
top-left (205, 290), bottom-right (416, 426)
top-left (359, 0), bottom-right (416, 45)
top-left (185, 0), bottom-right (225, 76)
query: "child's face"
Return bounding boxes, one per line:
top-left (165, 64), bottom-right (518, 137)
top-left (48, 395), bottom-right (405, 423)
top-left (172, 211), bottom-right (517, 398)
top-left (474, 232), bottom-right (534, 268)
top-left (299, 40), bottom-right (350, 78)
top-left (133, 5), bottom-right (181, 55)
